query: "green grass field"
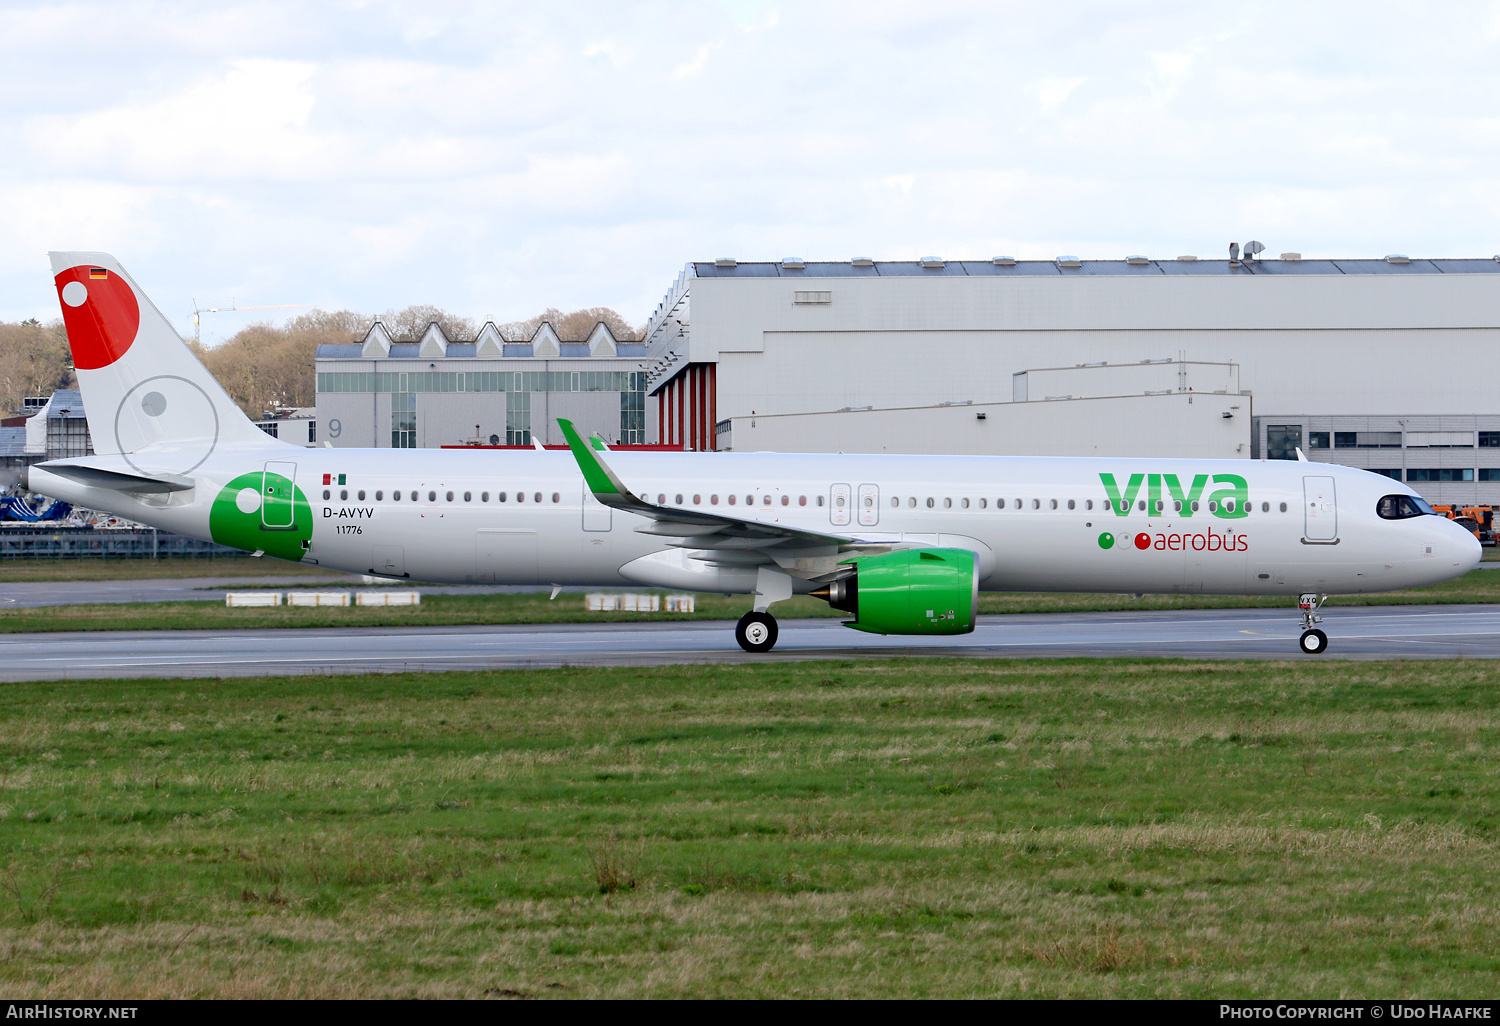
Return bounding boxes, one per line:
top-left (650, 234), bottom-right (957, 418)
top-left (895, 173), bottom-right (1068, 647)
top-left (1, 659), bottom-right (1497, 998)
top-left (1, 568), bottom-right (1498, 634)
top-left (0, 557), bottom-right (351, 583)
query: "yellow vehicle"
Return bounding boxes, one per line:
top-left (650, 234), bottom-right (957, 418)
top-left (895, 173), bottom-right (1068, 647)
top-left (1432, 505), bottom-right (1497, 546)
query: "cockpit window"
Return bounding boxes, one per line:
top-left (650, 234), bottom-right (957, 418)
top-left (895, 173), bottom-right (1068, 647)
top-left (1376, 494), bottom-right (1436, 520)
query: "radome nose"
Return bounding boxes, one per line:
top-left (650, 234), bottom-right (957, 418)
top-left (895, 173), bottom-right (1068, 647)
top-left (1448, 518), bottom-right (1483, 573)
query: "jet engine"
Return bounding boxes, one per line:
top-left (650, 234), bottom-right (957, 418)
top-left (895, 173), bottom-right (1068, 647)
top-left (811, 548), bottom-right (977, 635)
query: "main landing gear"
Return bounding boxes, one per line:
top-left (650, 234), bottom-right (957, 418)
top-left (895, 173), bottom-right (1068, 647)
top-left (1298, 593), bottom-right (1329, 654)
top-left (735, 568), bottom-right (793, 653)
top-left (736, 611), bottom-right (779, 653)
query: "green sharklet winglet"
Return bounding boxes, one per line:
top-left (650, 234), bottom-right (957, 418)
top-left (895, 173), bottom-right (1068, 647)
top-left (589, 435), bottom-right (610, 451)
top-left (558, 418), bottom-right (631, 503)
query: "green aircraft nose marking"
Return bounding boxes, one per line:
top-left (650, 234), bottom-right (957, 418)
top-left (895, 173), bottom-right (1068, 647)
top-left (209, 471), bottom-right (312, 561)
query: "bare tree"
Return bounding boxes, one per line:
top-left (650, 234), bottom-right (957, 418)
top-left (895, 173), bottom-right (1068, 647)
top-left (379, 305), bottom-right (477, 342)
top-left (0, 320), bottom-right (74, 415)
top-left (496, 307), bottom-right (640, 342)
top-left (196, 310), bottom-right (367, 417)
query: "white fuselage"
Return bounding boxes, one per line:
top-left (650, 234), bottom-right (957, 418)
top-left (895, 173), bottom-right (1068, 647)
top-left (29, 443), bottom-right (1482, 596)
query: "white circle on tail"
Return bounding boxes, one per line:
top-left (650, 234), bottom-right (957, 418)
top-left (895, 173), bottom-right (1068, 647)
top-left (114, 375), bottom-right (220, 476)
top-left (61, 281), bottom-right (88, 307)
top-left (235, 487), bottom-right (261, 514)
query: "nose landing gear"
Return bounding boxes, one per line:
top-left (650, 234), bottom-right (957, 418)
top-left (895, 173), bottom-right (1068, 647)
top-left (1298, 593), bottom-right (1329, 654)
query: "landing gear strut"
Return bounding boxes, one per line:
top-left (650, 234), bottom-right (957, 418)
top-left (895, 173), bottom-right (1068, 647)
top-left (736, 611), bottom-right (778, 653)
top-left (1298, 593), bottom-right (1328, 654)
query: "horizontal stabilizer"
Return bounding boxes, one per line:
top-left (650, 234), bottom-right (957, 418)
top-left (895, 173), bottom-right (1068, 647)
top-left (37, 461), bottom-right (194, 493)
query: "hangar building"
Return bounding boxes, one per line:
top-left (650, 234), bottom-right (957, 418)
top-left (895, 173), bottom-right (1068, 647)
top-left (642, 254), bottom-right (1500, 505)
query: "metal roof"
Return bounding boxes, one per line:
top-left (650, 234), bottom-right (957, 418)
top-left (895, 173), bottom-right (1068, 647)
top-left (45, 390), bottom-right (85, 418)
top-left (691, 257), bottom-right (1500, 278)
top-left (0, 426), bottom-right (25, 456)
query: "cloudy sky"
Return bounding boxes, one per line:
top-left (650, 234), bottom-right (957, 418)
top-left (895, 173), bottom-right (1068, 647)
top-left (2, 0), bottom-right (1499, 340)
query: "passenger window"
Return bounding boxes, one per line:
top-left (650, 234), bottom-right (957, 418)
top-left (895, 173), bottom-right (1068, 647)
top-left (498, 492), bottom-right (507, 502)
top-left (1050, 499), bottom-right (1058, 510)
top-left (799, 496), bottom-right (807, 506)
top-left (817, 496), bottom-right (825, 506)
top-left (445, 491), bottom-right (453, 502)
top-left (926, 497), bottom-right (935, 508)
top-left (1032, 499), bottom-right (1040, 510)
top-left (376, 491), bottom-right (384, 501)
top-left (997, 498), bottom-right (1005, 509)
top-left (428, 491), bottom-right (437, 502)
top-left (962, 498), bottom-right (970, 509)
top-left (658, 493), bottom-right (666, 504)
top-left (358, 490), bottom-right (366, 501)
top-left (729, 495), bottom-right (737, 505)
top-left (552, 493), bottom-right (560, 503)
top-left (746, 494), bottom-right (754, 505)
top-left (463, 491), bottom-right (471, 502)
top-left (764, 495), bottom-right (771, 505)
top-left (890, 496), bottom-right (900, 507)
top-left (1261, 501), bottom-right (1269, 512)
top-left (1174, 500), bottom-right (1182, 512)
top-left (675, 493), bottom-right (683, 504)
top-left (1016, 499), bottom-right (1023, 509)
top-left (908, 497), bottom-right (917, 508)
top-left (1208, 500), bottom-right (1218, 512)
top-left (1085, 500), bottom-right (1093, 510)
top-left (711, 494), bottom-right (719, 505)
top-left (322, 489), bottom-right (330, 500)
top-left (1225, 499), bottom-right (1236, 513)
top-left (1153, 499), bottom-right (1163, 512)
top-left (482, 492), bottom-right (489, 502)
top-left (944, 498), bottom-right (952, 509)
top-left (782, 495), bottom-right (790, 506)
top-left (1279, 502), bottom-right (1286, 512)
top-left (694, 494), bottom-right (702, 504)
top-left (535, 492), bottom-right (543, 503)
top-left (1191, 500), bottom-right (1199, 512)
top-left (1067, 499), bottom-right (1075, 510)
top-left (979, 498), bottom-right (988, 509)
top-left (517, 492), bottom-right (526, 503)
top-left (1137, 500), bottom-right (1146, 511)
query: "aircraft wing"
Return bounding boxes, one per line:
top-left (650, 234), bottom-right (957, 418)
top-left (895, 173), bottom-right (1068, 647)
top-left (557, 419), bottom-right (862, 573)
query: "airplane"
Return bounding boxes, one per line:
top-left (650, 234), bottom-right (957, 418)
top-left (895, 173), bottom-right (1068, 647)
top-left (22, 252), bottom-right (1482, 655)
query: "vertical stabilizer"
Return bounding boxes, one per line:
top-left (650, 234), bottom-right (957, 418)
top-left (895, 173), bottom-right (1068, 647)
top-left (48, 252), bottom-right (280, 476)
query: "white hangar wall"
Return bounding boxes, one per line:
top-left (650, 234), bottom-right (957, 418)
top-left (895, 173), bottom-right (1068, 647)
top-left (643, 257), bottom-right (1500, 503)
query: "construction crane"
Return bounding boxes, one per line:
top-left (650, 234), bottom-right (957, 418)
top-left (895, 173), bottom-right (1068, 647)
top-left (192, 300), bottom-right (316, 344)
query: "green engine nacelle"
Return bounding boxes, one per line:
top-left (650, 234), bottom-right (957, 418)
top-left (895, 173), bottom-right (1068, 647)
top-left (817, 548), bottom-right (977, 636)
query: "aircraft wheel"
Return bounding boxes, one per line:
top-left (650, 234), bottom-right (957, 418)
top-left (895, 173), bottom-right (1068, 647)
top-left (1299, 629), bottom-right (1328, 655)
top-left (736, 611), bottom-right (779, 653)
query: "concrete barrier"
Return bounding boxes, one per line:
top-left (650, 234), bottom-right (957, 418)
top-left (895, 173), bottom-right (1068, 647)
top-left (225, 592), bottom-right (281, 607)
top-left (287, 592), bottom-right (351, 607)
top-left (355, 591), bottom-right (421, 607)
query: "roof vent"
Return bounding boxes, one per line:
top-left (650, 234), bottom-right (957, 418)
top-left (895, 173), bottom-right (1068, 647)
top-left (920, 256), bottom-right (944, 268)
top-left (851, 257), bottom-right (874, 267)
top-left (1280, 252), bottom-right (1302, 261)
top-left (1385, 254), bottom-right (1410, 265)
top-left (1125, 255), bottom-right (1149, 266)
top-left (1056, 256), bottom-right (1082, 268)
top-left (1177, 255), bottom-right (1198, 262)
top-left (714, 257), bottom-right (736, 269)
top-left (992, 256), bottom-right (1016, 266)
top-left (782, 258), bottom-right (805, 270)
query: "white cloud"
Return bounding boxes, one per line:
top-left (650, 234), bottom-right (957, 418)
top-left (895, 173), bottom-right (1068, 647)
top-left (672, 40), bottom-right (724, 81)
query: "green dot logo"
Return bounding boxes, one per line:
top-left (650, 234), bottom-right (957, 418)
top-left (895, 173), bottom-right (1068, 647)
top-left (1098, 532), bottom-right (1114, 549)
top-left (209, 471), bottom-right (312, 561)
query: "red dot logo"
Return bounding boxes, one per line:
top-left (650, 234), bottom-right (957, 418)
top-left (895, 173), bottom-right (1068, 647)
top-left (1134, 532), bottom-right (1152, 550)
top-left (53, 266), bottom-right (140, 370)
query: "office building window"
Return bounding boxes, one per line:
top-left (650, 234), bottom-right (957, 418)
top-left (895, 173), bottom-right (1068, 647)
top-left (391, 393), bottom-right (416, 448)
top-left (507, 391), bottom-right (531, 446)
top-left (1308, 431), bottom-right (1330, 449)
top-left (1267, 425), bottom-right (1302, 460)
top-left (1480, 432), bottom-right (1500, 448)
top-left (1478, 469), bottom-right (1500, 481)
top-left (1406, 468), bottom-right (1474, 482)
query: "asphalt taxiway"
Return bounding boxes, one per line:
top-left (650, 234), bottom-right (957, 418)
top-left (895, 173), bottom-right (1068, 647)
top-left (4, 604), bottom-right (1500, 680)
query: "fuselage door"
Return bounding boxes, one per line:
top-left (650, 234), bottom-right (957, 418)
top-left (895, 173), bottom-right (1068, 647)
top-left (857, 483), bottom-right (880, 526)
top-left (830, 483), bottom-right (851, 527)
top-left (261, 461), bottom-right (298, 529)
top-left (1303, 476), bottom-right (1338, 542)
